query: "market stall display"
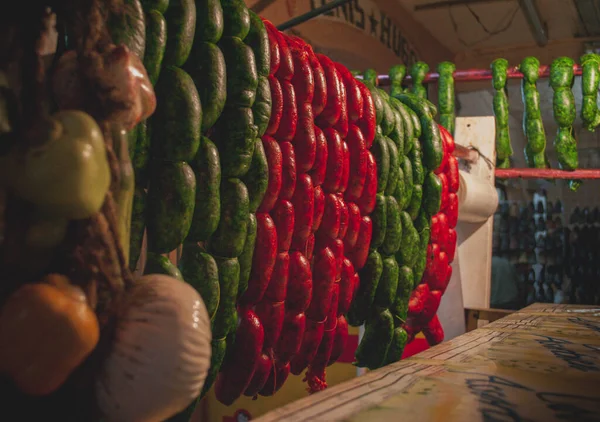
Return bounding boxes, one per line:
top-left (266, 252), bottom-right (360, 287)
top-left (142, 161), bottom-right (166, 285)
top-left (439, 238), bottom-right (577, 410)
top-left (5, 0), bottom-right (600, 420)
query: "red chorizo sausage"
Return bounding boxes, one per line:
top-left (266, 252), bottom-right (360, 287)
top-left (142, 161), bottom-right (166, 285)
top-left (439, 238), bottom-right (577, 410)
top-left (264, 251), bottom-right (290, 302)
top-left (305, 247), bottom-right (336, 321)
top-left (346, 216), bottom-right (372, 270)
top-left (344, 124), bottom-right (368, 201)
top-left (215, 309), bottom-right (264, 405)
top-left (312, 185), bottom-right (325, 232)
top-left (242, 213), bottom-right (278, 305)
top-left (286, 251), bottom-right (313, 314)
top-left (279, 141), bottom-right (297, 200)
top-left (258, 136), bottom-right (282, 213)
top-left (293, 103), bottom-right (317, 173)
top-left (309, 125), bottom-right (328, 187)
top-left (344, 202), bottom-right (361, 250)
top-left (315, 53), bottom-right (342, 127)
top-left (291, 173), bottom-right (315, 247)
top-left (266, 76), bottom-right (283, 135)
top-left (255, 300), bottom-right (285, 350)
top-left (275, 81), bottom-right (298, 141)
top-left (335, 63), bottom-right (363, 122)
top-left (244, 352), bottom-right (272, 398)
top-left (276, 312), bottom-right (306, 363)
top-left (357, 80), bottom-right (376, 148)
top-left (271, 199), bottom-right (295, 252)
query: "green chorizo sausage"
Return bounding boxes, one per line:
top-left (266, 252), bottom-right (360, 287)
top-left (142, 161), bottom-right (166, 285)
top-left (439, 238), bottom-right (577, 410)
top-left (382, 326), bottom-right (408, 365)
top-left (363, 68), bottom-right (378, 86)
top-left (238, 213), bottom-right (257, 298)
top-left (145, 253), bottom-right (184, 280)
top-left (144, 10), bottom-right (167, 86)
top-left (372, 133), bottom-right (390, 193)
top-left (393, 166), bottom-right (406, 212)
top-left (195, 0), bottom-right (224, 44)
top-left (163, 0), bottom-right (196, 66)
top-left (409, 61), bottom-right (429, 99)
top-left (371, 194), bottom-right (387, 249)
top-left (550, 57), bottom-right (578, 183)
top-left (146, 162), bottom-right (196, 254)
top-left (381, 196), bottom-right (402, 256)
top-left (390, 97), bottom-right (413, 155)
top-left (200, 338), bottom-right (227, 398)
top-left (186, 41), bottom-right (227, 133)
top-left (379, 90), bottom-right (396, 136)
top-left (388, 108), bottom-right (404, 155)
top-left (400, 156), bottom-right (413, 210)
top-left (385, 137), bottom-right (400, 196)
top-left (187, 136), bottom-right (221, 242)
top-left (396, 212), bottom-right (419, 268)
top-left (348, 250), bottom-right (383, 327)
top-left (363, 72), bottom-right (384, 126)
top-left (373, 256), bottom-right (399, 309)
top-left (211, 257), bottom-right (240, 339)
top-left (406, 184), bottom-right (423, 221)
top-left (221, 0), bottom-right (251, 40)
top-left (519, 56), bottom-right (548, 169)
top-left (580, 54), bottom-right (600, 132)
top-left (394, 93), bottom-right (443, 171)
top-left (354, 309), bottom-right (394, 369)
top-left (179, 243), bottom-right (220, 320)
top-left (389, 64), bottom-right (407, 98)
top-left (413, 211), bottom-right (431, 283)
top-left (409, 138), bottom-right (425, 185)
top-left (491, 58), bottom-right (512, 166)
top-left (437, 61), bottom-right (456, 135)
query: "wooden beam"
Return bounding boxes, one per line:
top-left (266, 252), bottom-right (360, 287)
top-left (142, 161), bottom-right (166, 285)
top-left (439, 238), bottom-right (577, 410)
top-left (250, 0), bottom-right (278, 14)
top-left (415, 0), bottom-right (511, 11)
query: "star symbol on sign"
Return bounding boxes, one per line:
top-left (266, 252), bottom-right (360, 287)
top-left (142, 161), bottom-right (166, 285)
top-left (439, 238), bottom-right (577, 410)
top-left (369, 10), bottom-right (378, 36)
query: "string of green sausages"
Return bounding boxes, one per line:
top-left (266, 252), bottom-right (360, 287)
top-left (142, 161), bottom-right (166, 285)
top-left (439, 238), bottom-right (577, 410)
top-left (437, 61), bottom-right (455, 135)
top-left (580, 53), bottom-right (600, 132)
top-left (491, 58), bottom-right (512, 168)
top-left (519, 57), bottom-right (549, 169)
top-left (410, 61), bottom-right (429, 99)
top-left (550, 57), bottom-right (580, 190)
top-left (389, 64), bottom-right (407, 98)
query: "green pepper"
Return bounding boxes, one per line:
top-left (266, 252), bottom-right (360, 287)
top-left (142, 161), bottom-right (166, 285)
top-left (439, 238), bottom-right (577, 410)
top-left (3, 111), bottom-right (110, 220)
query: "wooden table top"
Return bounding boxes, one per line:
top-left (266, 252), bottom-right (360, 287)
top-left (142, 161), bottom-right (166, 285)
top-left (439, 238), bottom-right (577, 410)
top-left (255, 303), bottom-right (600, 422)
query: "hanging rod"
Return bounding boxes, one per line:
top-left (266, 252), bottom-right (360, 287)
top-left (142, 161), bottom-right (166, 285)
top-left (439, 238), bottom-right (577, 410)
top-left (364, 64), bottom-right (584, 86)
top-left (277, 0), bottom-right (353, 31)
top-left (495, 168), bottom-right (600, 179)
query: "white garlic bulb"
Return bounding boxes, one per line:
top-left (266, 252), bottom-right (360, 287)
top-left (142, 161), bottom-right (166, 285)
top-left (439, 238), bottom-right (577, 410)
top-left (96, 274), bottom-right (211, 422)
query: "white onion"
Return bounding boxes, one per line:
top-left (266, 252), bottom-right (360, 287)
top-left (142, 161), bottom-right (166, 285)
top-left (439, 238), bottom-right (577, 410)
top-left (96, 274), bottom-right (211, 422)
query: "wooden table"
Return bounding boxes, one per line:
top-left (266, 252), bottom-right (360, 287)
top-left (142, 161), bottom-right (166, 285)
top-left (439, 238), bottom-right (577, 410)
top-left (255, 304), bottom-right (600, 422)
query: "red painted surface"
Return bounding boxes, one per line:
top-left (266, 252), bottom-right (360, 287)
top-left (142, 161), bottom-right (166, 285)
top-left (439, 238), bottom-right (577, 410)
top-left (338, 333), bottom-right (359, 363)
top-left (372, 64), bottom-right (583, 85)
top-left (337, 333), bottom-right (428, 363)
top-left (401, 336), bottom-right (430, 359)
top-left (495, 168), bottom-right (600, 179)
